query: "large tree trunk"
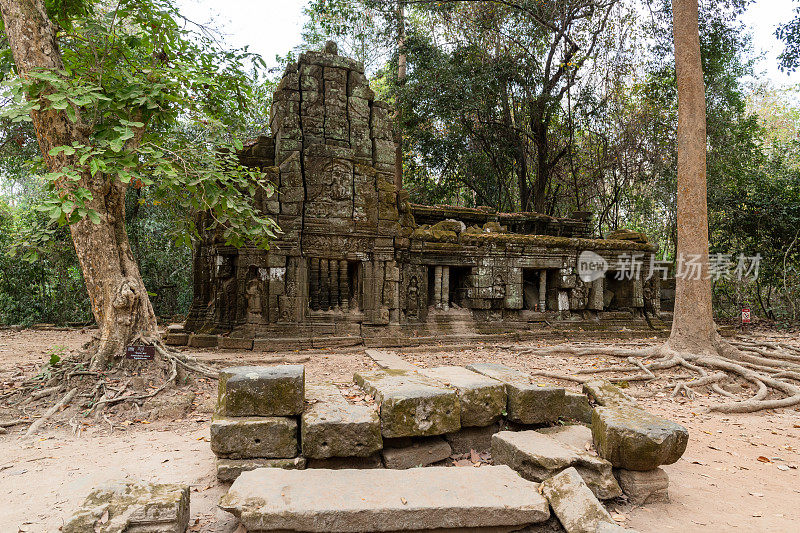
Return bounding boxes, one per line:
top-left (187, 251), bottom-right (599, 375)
top-left (0, 0), bottom-right (159, 370)
top-left (669, 0), bottom-right (716, 352)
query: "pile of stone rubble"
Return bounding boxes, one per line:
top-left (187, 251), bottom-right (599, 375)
top-left (64, 355), bottom-right (688, 533)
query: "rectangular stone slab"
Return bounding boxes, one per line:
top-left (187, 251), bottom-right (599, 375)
top-left (419, 366), bottom-right (506, 427)
top-left (63, 481), bottom-right (189, 533)
top-left (217, 457), bottom-right (307, 483)
top-left (211, 416), bottom-right (298, 459)
top-left (302, 383), bottom-right (383, 459)
top-left (492, 430), bottom-right (621, 500)
top-left (219, 466), bottom-right (551, 532)
top-left (217, 365), bottom-right (305, 417)
top-left (354, 369), bottom-right (461, 438)
top-left (540, 467), bottom-right (614, 533)
top-left (466, 363), bottom-right (565, 424)
top-left (381, 437), bottom-right (452, 469)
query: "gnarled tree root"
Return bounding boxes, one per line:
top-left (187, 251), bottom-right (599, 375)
top-left (511, 335), bottom-right (800, 413)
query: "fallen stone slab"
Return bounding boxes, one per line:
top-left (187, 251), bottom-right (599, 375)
top-left (592, 406), bottom-right (688, 471)
top-left (445, 423), bottom-right (499, 454)
top-left (537, 425), bottom-right (593, 451)
top-left (492, 430), bottom-right (621, 500)
top-left (354, 369), bottom-right (460, 438)
top-left (381, 437), bottom-right (452, 469)
top-left (217, 457), bottom-right (306, 483)
top-left (467, 363), bottom-right (564, 424)
top-left (219, 465), bottom-right (550, 532)
top-left (582, 381), bottom-right (637, 407)
top-left (302, 383), bottom-right (382, 459)
top-left (365, 348), bottom-right (418, 371)
top-left (211, 416), bottom-right (298, 459)
top-left (217, 365), bottom-right (304, 417)
top-left (562, 392), bottom-right (593, 423)
top-left (306, 454), bottom-right (383, 469)
top-left (63, 481), bottom-right (189, 533)
top-left (420, 366), bottom-right (506, 427)
top-left (540, 467), bottom-right (614, 533)
top-left (614, 467), bottom-right (669, 505)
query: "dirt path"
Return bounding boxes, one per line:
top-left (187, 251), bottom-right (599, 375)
top-left (1, 329), bottom-right (798, 532)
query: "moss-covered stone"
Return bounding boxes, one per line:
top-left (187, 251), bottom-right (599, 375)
top-left (592, 406), bottom-right (688, 471)
top-left (420, 366), bottom-right (506, 427)
top-left (540, 467), bottom-right (614, 533)
top-left (63, 481), bottom-right (189, 533)
top-left (210, 416), bottom-right (298, 459)
top-left (354, 369), bottom-right (461, 438)
top-left (492, 430), bottom-right (622, 500)
top-left (466, 363), bottom-right (565, 424)
top-left (217, 365), bottom-right (304, 417)
top-left (582, 380), bottom-right (638, 408)
top-left (562, 391), bottom-right (594, 423)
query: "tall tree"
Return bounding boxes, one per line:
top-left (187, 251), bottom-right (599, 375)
top-left (669, 0), bottom-right (715, 352)
top-left (0, 0), bottom-right (276, 369)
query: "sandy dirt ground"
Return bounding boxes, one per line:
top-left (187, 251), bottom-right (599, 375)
top-left (1, 328), bottom-right (799, 532)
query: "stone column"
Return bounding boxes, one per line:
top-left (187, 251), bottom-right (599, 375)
top-left (589, 277), bottom-right (604, 311)
top-left (320, 259), bottom-right (330, 310)
top-left (433, 266), bottom-right (443, 309)
top-left (330, 260), bottom-right (340, 310)
top-left (632, 278), bottom-right (644, 308)
top-left (538, 270), bottom-right (547, 312)
top-left (339, 260), bottom-right (349, 310)
top-left (310, 258), bottom-right (320, 311)
top-left (441, 266), bottom-right (450, 311)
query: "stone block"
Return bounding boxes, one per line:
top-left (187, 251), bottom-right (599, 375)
top-left (467, 363), bottom-right (565, 424)
top-left (187, 333), bottom-right (218, 348)
top-left (381, 437), bottom-right (452, 469)
top-left (217, 365), bottom-right (305, 417)
top-left (216, 457), bottom-right (306, 483)
top-left (492, 430), bottom-right (621, 500)
top-left (563, 391), bottom-right (594, 423)
top-left (354, 369), bottom-right (461, 438)
top-left (306, 454), bottom-right (383, 469)
top-left (420, 366), bottom-right (506, 427)
top-left (210, 416), bottom-right (298, 459)
top-left (164, 332), bottom-right (188, 346)
top-left (614, 467), bottom-right (669, 505)
top-left (219, 466), bottom-right (551, 532)
top-left (540, 467), bottom-right (614, 533)
top-left (302, 383), bottom-right (382, 459)
top-left (592, 406), bottom-right (688, 471)
top-left (63, 481), bottom-right (189, 533)
top-left (444, 423), bottom-right (499, 454)
top-left (583, 380), bottom-right (638, 408)
top-left (537, 425), bottom-right (593, 451)
top-left (218, 337), bottom-right (254, 350)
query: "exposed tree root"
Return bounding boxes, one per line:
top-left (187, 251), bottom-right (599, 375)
top-left (25, 388), bottom-right (78, 437)
top-left (513, 335), bottom-right (800, 413)
top-left (0, 336), bottom-right (218, 434)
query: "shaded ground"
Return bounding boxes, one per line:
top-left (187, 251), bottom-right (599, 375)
top-left (1, 328), bottom-right (798, 532)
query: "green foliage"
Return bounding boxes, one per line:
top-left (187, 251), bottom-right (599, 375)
top-left (0, 0), bottom-right (278, 249)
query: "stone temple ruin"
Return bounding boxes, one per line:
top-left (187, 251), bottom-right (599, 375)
top-left (181, 42), bottom-right (662, 348)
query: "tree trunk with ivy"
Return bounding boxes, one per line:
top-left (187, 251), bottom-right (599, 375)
top-left (0, 0), bottom-right (159, 370)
